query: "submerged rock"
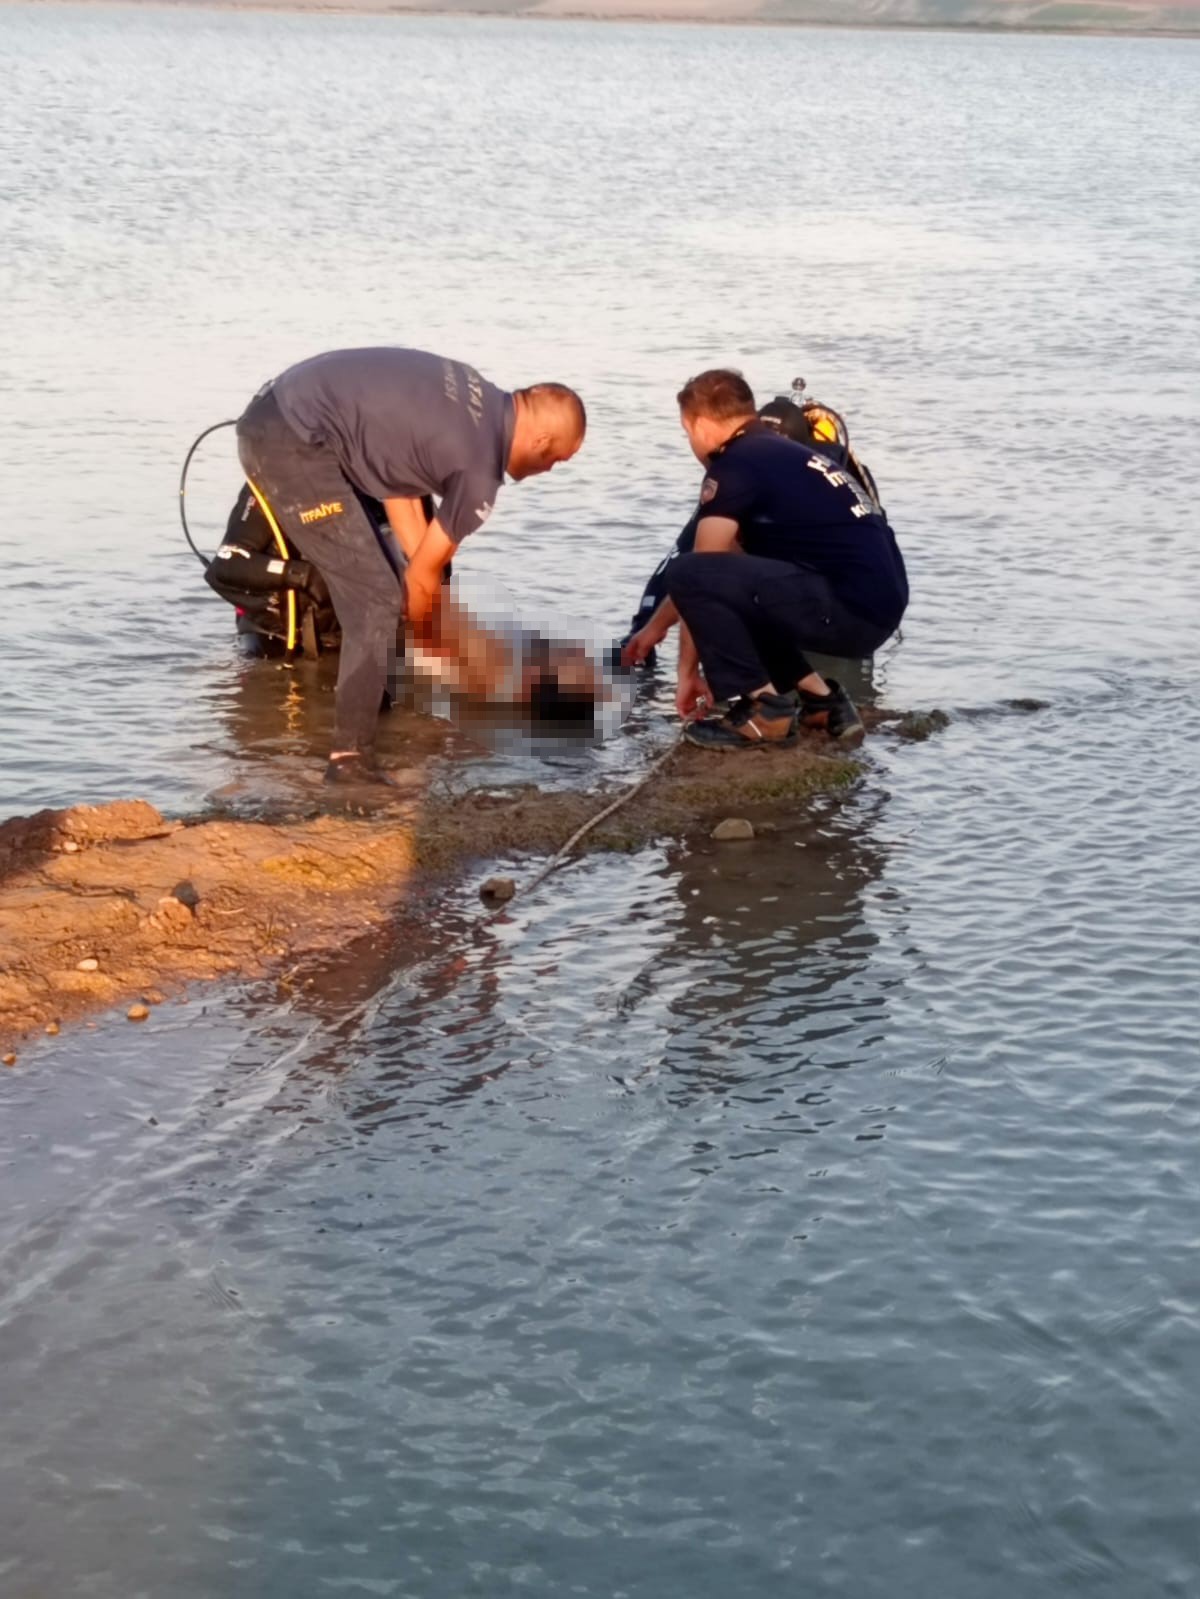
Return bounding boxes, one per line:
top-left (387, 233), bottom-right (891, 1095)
top-left (711, 817), bottom-right (755, 842)
top-left (127, 1003), bottom-right (150, 1022)
top-left (895, 709), bottom-right (951, 742)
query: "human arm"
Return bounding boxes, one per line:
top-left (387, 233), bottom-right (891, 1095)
top-left (693, 515), bottom-right (741, 553)
top-left (669, 516), bottom-right (740, 716)
top-left (675, 622), bottom-right (709, 721)
top-left (384, 496), bottom-right (431, 561)
top-left (401, 465), bottom-right (498, 645)
top-left (621, 515), bottom-right (742, 665)
top-left (404, 520), bottom-right (457, 641)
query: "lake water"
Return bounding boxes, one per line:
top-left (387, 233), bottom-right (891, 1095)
top-left (2, 6), bottom-right (1199, 1595)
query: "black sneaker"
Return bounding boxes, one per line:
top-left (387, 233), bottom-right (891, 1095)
top-left (684, 692), bottom-right (798, 751)
top-left (322, 753), bottom-right (400, 788)
top-left (798, 679), bottom-right (864, 746)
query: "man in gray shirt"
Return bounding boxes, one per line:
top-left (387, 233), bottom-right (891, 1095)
top-left (236, 347), bottom-right (586, 785)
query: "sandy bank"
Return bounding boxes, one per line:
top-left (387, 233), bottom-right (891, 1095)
top-left (1, 723), bottom-right (919, 1058)
top-left (4, 0), bottom-right (1198, 35)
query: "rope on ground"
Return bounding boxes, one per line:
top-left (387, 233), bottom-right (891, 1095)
top-left (485, 729), bottom-right (686, 912)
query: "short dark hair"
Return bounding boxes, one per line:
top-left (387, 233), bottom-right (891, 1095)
top-left (676, 369), bottom-right (757, 421)
top-left (516, 383), bottom-right (587, 438)
top-left (528, 674), bottom-right (596, 726)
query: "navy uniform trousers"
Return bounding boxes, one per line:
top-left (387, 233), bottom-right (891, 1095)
top-left (667, 551), bottom-right (898, 702)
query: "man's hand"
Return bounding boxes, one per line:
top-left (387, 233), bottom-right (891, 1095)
top-left (404, 519), bottom-right (457, 642)
top-left (675, 669), bottom-right (709, 722)
top-left (621, 625), bottom-right (661, 669)
top-left (620, 598), bottom-right (678, 668)
top-left (404, 569), bottom-right (440, 638)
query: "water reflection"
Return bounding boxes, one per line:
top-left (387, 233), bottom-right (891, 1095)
top-left (222, 786), bottom-right (898, 1154)
top-left (645, 800), bottom-right (891, 1094)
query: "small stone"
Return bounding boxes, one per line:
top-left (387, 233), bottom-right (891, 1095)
top-left (61, 840), bottom-right (80, 854)
top-left (45, 1020), bottom-right (60, 1036)
top-left (480, 875), bottom-right (516, 903)
top-left (711, 817), bottom-right (755, 842)
top-left (77, 957), bottom-right (100, 972)
top-left (127, 1003), bottom-right (150, 1022)
top-left (145, 990), bottom-right (166, 1006)
top-left (2, 1052), bottom-right (16, 1067)
top-left (171, 880), bottom-right (201, 911)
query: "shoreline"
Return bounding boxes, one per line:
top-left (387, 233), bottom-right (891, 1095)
top-left (3, 0), bottom-right (1198, 38)
top-left (2, 722), bottom-right (919, 1060)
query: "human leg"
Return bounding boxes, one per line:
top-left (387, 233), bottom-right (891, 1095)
top-left (237, 390), bottom-right (404, 763)
top-left (668, 553), bottom-right (891, 748)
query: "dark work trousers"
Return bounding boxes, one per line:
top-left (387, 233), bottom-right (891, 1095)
top-left (237, 387), bottom-right (404, 755)
top-left (668, 552), bottom-right (899, 702)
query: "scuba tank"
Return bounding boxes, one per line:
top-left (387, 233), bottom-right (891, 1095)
top-left (758, 377), bottom-right (884, 517)
top-left (203, 485), bottom-right (334, 656)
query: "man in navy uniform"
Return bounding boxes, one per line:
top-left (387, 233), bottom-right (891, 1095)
top-left (627, 369), bottom-right (908, 751)
top-left (236, 346), bottom-right (586, 784)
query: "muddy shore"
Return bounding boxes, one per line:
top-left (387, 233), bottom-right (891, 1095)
top-left (4, 0), bottom-right (1198, 35)
top-left (0, 719), bottom-right (930, 1059)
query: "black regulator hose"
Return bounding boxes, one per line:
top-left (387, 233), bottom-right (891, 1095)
top-left (178, 418), bottom-right (237, 566)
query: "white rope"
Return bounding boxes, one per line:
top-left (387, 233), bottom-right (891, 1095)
top-left (503, 730), bottom-right (685, 907)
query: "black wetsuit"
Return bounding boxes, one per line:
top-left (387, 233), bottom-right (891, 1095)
top-left (666, 423), bottom-right (908, 702)
top-left (236, 347), bottom-right (514, 756)
top-left (626, 510), bottom-right (700, 645)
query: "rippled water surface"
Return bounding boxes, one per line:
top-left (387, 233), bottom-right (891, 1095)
top-left (2, 7), bottom-right (1199, 1596)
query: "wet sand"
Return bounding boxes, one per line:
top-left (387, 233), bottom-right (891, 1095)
top-left (0, 723), bottom-right (924, 1058)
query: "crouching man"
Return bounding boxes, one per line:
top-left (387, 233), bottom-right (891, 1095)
top-left (663, 369), bottom-right (908, 751)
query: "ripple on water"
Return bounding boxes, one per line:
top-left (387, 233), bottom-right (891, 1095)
top-left (2, 12), bottom-right (1200, 1599)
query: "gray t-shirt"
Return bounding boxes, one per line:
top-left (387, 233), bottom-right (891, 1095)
top-left (273, 347), bottom-right (515, 543)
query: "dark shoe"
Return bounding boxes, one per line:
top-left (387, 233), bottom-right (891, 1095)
top-left (799, 679), bottom-right (864, 746)
top-left (323, 753), bottom-right (399, 787)
top-left (684, 692), bottom-right (798, 750)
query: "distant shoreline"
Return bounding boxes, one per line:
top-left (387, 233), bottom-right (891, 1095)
top-left (5, 0), bottom-right (1199, 38)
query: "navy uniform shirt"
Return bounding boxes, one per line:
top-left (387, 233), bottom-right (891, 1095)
top-left (273, 347), bottom-right (515, 544)
top-left (700, 424), bottom-right (909, 628)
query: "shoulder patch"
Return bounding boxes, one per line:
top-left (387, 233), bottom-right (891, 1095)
top-left (699, 477), bottom-right (718, 505)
